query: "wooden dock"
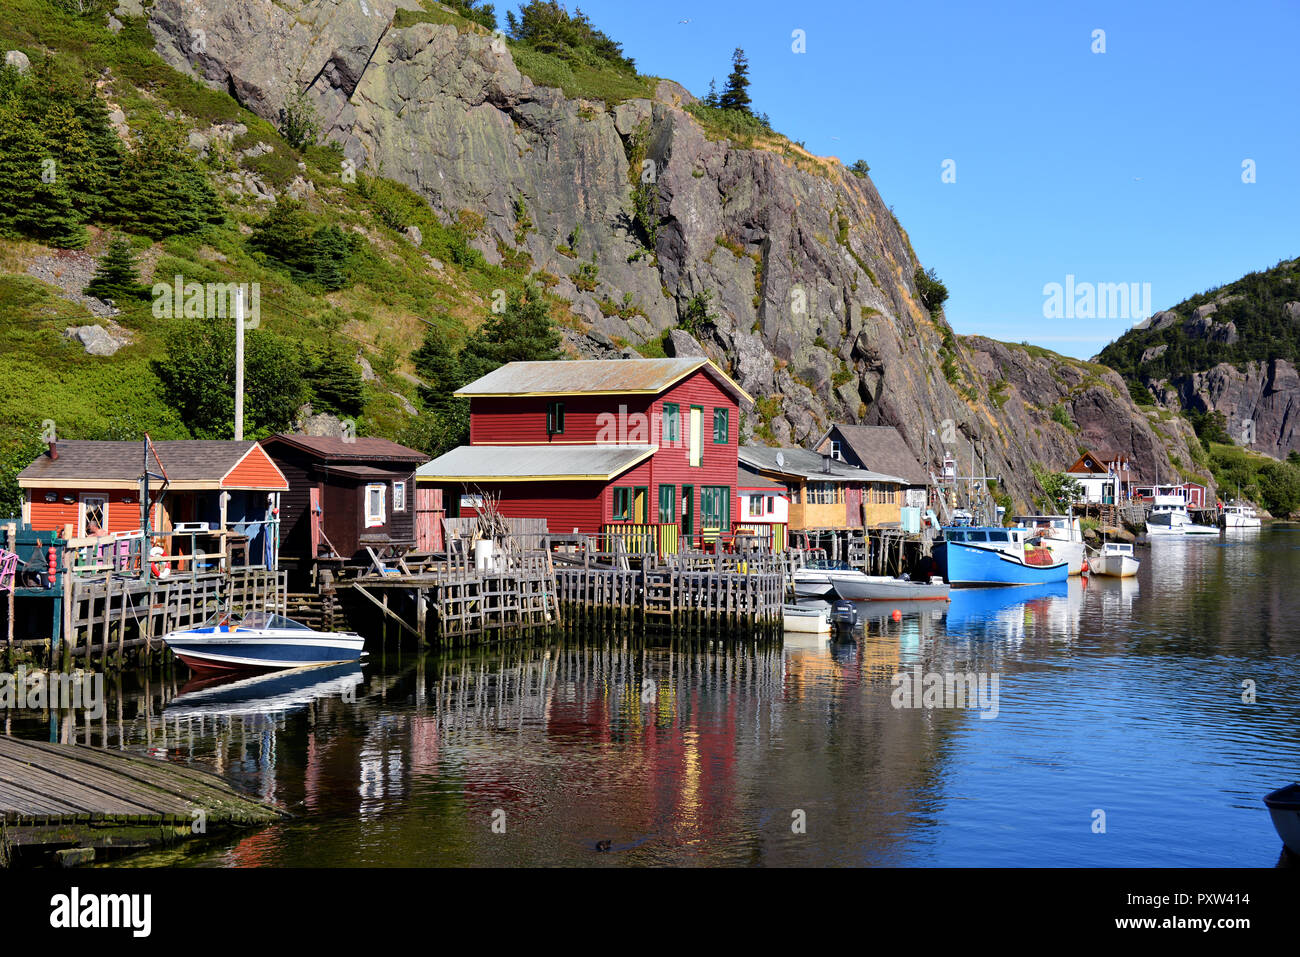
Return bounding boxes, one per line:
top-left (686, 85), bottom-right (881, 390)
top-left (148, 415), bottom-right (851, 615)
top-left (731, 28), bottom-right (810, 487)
top-left (0, 736), bottom-right (284, 867)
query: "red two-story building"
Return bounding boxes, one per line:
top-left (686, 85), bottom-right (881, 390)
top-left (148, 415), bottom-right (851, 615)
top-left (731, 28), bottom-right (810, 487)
top-left (415, 358), bottom-right (752, 549)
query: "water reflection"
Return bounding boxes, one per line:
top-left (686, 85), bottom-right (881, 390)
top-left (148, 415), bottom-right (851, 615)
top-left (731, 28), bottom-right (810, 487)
top-left (9, 529), bottom-right (1298, 866)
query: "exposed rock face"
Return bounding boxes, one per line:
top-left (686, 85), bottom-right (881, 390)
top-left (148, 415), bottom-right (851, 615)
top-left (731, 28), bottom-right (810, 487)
top-left (1170, 360), bottom-right (1300, 458)
top-left (65, 324), bottom-right (132, 357)
top-left (144, 0), bottom-right (1201, 507)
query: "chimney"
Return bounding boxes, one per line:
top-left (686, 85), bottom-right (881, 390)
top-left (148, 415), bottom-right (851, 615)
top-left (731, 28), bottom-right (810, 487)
top-left (822, 453), bottom-right (832, 474)
top-left (48, 440), bottom-right (58, 461)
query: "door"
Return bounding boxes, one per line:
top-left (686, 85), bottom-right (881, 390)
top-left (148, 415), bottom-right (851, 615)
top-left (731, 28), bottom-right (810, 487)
top-left (633, 487), bottom-right (648, 523)
top-left (309, 487), bottom-right (323, 558)
top-left (846, 485), bottom-right (863, 527)
top-left (681, 486), bottom-right (694, 545)
top-left (414, 486), bottom-right (444, 552)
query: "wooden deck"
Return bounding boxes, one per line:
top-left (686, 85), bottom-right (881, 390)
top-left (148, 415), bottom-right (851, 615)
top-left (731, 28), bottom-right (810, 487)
top-left (0, 736), bottom-right (283, 866)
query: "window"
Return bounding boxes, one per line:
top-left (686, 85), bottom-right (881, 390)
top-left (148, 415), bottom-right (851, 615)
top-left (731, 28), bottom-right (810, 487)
top-left (364, 484), bottom-right (386, 528)
top-left (613, 487), bottom-right (632, 521)
top-left (701, 486), bottom-right (731, 530)
top-left (766, 494), bottom-right (775, 515)
top-left (807, 483), bottom-right (841, 505)
top-left (547, 401), bottom-right (565, 436)
top-left (988, 530), bottom-right (1009, 542)
top-left (787, 484), bottom-right (801, 504)
top-left (748, 494), bottom-right (764, 518)
top-left (392, 481), bottom-right (406, 512)
top-left (870, 483), bottom-right (897, 505)
top-left (713, 408), bottom-right (729, 444)
top-left (831, 440), bottom-right (842, 461)
top-left (662, 403), bottom-right (680, 443)
top-left (968, 530), bottom-right (988, 542)
top-left (80, 495), bottom-right (108, 537)
top-left (659, 485), bottom-right (675, 523)
top-left (689, 406), bottom-right (703, 467)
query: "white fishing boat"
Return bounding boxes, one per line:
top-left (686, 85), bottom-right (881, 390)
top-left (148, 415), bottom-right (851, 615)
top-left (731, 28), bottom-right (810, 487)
top-left (824, 571), bottom-right (950, 601)
top-left (162, 610), bottom-right (365, 674)
top-left (1091, 542), bottom-right (1139, 578)
top-left (782, 603), bottom-right (831, 635)
top-left (1145, 495), bottom-right (1218, 536)
top-left (1015, 514), bottom-right (1086, 575)
top-left (792, 560), bottom-right (854, 598)
top-left (1220, 502), bottom-right (1262, 528)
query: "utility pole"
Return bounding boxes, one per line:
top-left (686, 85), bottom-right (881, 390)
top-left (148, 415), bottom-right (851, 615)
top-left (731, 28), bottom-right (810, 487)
top-left (234, 286), bottom-right (245, 441)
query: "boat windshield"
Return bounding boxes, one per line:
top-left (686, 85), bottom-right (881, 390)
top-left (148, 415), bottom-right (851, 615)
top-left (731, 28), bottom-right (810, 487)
top-left (237, 612), bottom-right (313, 631)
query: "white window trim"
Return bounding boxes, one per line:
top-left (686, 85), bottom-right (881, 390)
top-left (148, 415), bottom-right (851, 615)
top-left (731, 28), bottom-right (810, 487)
top-left (392, 480), bottom-right (406, 512)
top-left (364, 484), bottom-right (386, 528)
top-left (80, 493), bottom-right (108, 538)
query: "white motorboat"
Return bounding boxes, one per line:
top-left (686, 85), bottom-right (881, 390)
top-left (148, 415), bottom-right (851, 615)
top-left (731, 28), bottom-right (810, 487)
top-left (1145, 495), bottom-right (1218, 536)
top-left (162, 610), bottom-right (365, 674)
top-left (824, 571), bottom-right (950, 601)
top-left (1220, 502), bottom-right (1262, 528)
top-left (1015, 514), bottom-right (1086, 575)
top-left (1091, 542), bottom-right (1139, 578)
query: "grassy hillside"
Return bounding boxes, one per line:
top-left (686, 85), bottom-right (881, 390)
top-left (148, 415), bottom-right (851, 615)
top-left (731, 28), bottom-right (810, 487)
top-left (0, 0), bottom-right (596, 510)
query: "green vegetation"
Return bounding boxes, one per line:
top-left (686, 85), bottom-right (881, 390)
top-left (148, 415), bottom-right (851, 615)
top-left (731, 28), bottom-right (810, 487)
top-left (914, 266), bottom-right (949, 314)
top-left (848, 159), bottom-right (870, 178)
top-left (277, 90), bottom-right (319, 151)
top-left (248, 199), bottom-right (362, 292)
top-left (679, 290), bottom-right (716, 336)
top-left (1099, 257), bottom-right (1300, 383)
top-left (407, 285), bottom-right (561, 457)
top-left (1126, 378), bottom-right (1154, 406)
top-left (1050, 403), bottom-right (1076, 431)
top-left (1185, 408), bottom-right (1232, 446)
top-left (1031, 464), bottom-right (1082, 512)
top-left (1206, 443), bottom-right (1300, 517)
top-left (84, 235), bottom-right (148, 303)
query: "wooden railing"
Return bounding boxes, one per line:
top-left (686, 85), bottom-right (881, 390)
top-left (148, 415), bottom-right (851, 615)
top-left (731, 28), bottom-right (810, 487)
top-left (601, 523), bottom-right (680, 556)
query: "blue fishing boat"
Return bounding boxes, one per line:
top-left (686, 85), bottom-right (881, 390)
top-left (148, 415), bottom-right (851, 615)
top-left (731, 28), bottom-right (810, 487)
top-left (162, 610), bottom-right (365, 674)
top-left (934, 525), bottom-right (1069, 586)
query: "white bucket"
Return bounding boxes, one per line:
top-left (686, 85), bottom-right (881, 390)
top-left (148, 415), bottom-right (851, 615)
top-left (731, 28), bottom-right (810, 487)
top-left (474, 539), bottom-right (500, 572)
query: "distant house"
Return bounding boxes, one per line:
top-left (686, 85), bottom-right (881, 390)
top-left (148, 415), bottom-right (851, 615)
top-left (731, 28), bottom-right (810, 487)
top-left (738, 445), bottom-right (909, 531)
top-left (813, 424), bottom-right (932, 508)
top-left (736, 461), bottom-right (790, 549)
top-left (17, 439), bottom-right (288, 567)
top-left (1065, 450), bottom-right (1134, 504)
top-left (259, 435), bottom-right (430, 570)
top-left (415, 357), bottom-right (751, 550)
top-left (1131, 482), bottom-right (1207, 509)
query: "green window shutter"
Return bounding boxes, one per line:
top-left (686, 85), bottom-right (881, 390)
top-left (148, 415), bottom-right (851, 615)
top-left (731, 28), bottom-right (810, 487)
top-left (663, 403), bottom-right (679, 443)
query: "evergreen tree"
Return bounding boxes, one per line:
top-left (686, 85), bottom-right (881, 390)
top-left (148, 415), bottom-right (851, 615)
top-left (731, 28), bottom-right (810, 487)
top-left (718, 48), bottom-right (752, 113)
top-left (703, 77), bottom-right (719, 108)
top-left (249, 199), bottom-right (358, 291)
top-left (0, 108), bottom-right (86, 247)
top-left (310, 340), bottom-right (366, 417)
top-left (114, 124), bottom-right (223, 239)
top-left (459, 284), bottom-right (562, 382)
top-left (85, 235), bottom-right (149, 303)
top-left (411, 323), bottom-right (466, 413)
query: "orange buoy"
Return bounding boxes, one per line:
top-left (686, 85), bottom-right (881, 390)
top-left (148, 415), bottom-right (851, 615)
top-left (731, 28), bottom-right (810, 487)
top-left (1081, 560), bottom-right (1090, 575)
top-left (891, 609), bottom-right (902, 622)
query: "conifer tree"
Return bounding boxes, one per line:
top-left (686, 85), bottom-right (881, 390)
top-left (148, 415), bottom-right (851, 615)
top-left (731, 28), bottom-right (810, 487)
top-left (310, 340), bottom-right (365, 417)
top-left (114, 124), bottom-right (223, 239)
top-left (718, 48), bottom-right (752, 113)
top-left (85, 235), bottom-right (149, 303)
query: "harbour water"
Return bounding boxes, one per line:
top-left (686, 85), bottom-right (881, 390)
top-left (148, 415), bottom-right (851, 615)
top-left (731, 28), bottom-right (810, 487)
top-left (13, 527), bottom-right (1300, 867)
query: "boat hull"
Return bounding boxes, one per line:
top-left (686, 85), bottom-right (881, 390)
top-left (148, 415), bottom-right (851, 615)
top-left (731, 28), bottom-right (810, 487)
top-left (792, 573), bottom-right (836, 599)
top-left (825, 573), bottom-right (950, 601)
top-left (1042, 539), bottom-right (1085, 575)
top-left (782, 605), bottom-right (830, 635)
top-left (1093, 554), bottom-right (1140, 578)
top-left (941, 541), bottom-right (1069, 586)
top-left (164, 631), bottom-right (365, 674)
top-left (1264, 784), bottom-right (1300, 856)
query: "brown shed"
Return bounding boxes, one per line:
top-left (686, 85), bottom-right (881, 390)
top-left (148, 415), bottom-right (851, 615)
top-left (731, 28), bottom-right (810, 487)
top-left (259, 435), bottom-right (429, 573)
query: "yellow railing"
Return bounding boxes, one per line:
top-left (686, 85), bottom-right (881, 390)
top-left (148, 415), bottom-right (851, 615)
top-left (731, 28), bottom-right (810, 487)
top-left (602, 523), bottom-right (680, 556)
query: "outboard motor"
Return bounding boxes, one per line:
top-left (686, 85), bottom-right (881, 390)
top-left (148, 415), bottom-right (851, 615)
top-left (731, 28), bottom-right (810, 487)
top-left (830, 599), bottom-right (858, 633)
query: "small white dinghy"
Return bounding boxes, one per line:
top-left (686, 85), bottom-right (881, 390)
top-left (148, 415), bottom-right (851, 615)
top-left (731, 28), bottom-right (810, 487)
top-left (782, 603), bottom-right (831, 635)
top-left (1092, 542), bottom-right (1140, 578)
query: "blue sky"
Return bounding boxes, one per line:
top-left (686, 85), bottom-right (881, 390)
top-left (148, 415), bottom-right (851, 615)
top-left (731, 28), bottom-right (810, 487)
top-left (568, 0), bottom-right (1299, 358)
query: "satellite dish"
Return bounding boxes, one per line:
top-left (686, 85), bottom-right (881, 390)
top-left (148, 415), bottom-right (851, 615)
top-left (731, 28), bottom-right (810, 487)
top-left (776, 452), bottom-right (785, 469)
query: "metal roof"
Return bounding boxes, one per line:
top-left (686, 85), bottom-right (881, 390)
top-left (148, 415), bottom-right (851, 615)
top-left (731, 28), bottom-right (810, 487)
top-left (738, 462), bottom-right (785, 490)
top-left (17, 440), bottom-right (288, 490)
top-left (415, 445), bottom-right (657, 482)
top-left (739, 445), bottom-right (909, 485)
top-left (454, 358), bottom-right (752, 404)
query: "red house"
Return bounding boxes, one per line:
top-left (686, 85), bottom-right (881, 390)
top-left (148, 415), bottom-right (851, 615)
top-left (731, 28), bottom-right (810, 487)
top-left (415, 358), bottom-right (752, 549)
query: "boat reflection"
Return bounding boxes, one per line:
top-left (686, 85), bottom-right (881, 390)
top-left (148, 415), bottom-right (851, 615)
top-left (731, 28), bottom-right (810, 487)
top-left (166, 663), bottom-right (364, 719)
top-left (943, 581), bottom-right (1071, 641)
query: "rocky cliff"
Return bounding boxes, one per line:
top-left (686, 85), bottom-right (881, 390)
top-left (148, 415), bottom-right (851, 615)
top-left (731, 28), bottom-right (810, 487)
top-left (144, 0), bottom-right (1202, 506)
